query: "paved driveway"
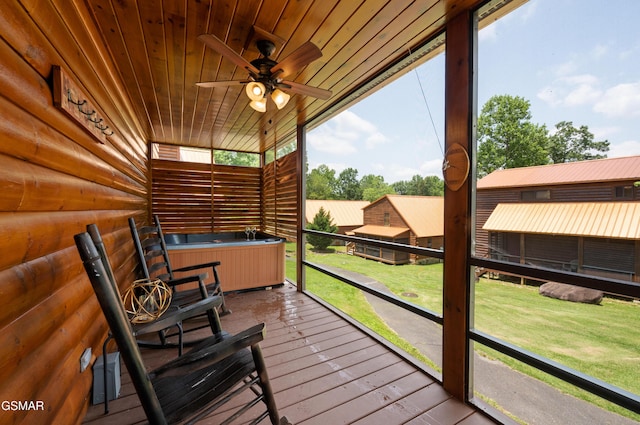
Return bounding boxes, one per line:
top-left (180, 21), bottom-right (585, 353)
top-left (322, 265), bottom-right (638, 425)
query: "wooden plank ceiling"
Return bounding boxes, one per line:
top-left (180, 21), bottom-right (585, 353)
top-left (84, 0), bottom-right (489, 154)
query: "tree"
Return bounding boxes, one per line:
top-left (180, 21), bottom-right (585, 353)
top-left (336, 168), bottom-right (362, 200)
top-left (360, 174), bottom-right (395, 202)
top-left (277, 141), bottom-right (297, 157)
top-left (213, 150), bottom-right (259, 167)
top-left (306, 207), bottom-right (338, 250)
top-left (477, 95), bottom-right (549, 177)
top-left (422, 175), bottom-right (445, 196)
top-left (548, 121), bottom-right (609, 163)
top-left (306, 165), bottom-right (337, 199)
top-left (393, 174), bottom-right (444, 196)
top-left (391, 180), bottom-right (409, 195)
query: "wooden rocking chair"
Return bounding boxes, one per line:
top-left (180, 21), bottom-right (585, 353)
top-left (128, 216), bottom-right (231, 316)
top-left (75, 231), bottom-right (284, 424)
top-left (87, 223), bottom-right (224, 348)
top-left (85, 224), bottom-right (225, 414)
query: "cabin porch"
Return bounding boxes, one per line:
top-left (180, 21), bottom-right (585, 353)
top-left (3, 1), bottom-right (640, 424)
top-left (82, 283), bottom-right (493, 425)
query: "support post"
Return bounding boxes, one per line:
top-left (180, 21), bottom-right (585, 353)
top-left (442, 9), bottom-right (474, 401)
top-left (296, 124), bottom-right (306, 292)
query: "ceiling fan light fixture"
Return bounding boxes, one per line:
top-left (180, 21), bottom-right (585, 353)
top-left (271, 89), bottom-right (290, 110)
top-left (245, 81), bottom-right (266, 101)
top-left (249, 97), bottom-right (267, 113)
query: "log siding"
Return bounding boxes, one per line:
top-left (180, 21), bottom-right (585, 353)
top-left (0, 2), bottom-right (148, 424)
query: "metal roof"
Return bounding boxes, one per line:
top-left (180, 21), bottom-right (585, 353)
top-left (351, 224), bottom-right (410, 238)
top-left (477, 155), bottom-right (640, 189)
top-left (305, 200), bottom-right (369, 227)
top-left (378, 195), bottom-right (444, 237)
top-left (483, 202), bottom-right (640, 239)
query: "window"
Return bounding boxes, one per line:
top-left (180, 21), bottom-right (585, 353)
top-left (276, 140), bottom-right (296, 159)
top-left (264, 147), bottom-right (275, 164)
top-left (521, 190), bottom-right (550, 201)
top-left (213, 150), bottom-right (259, 167)
top-left (615, 185), bottom-right (634, 199)
top-left (151, 143), bottom-right (210, 164)
top-left (151, 143), bottom-right (261, 167)
top-left (179, 147), bottom-right (211, 164)
top-left (302, 32), bottom-right (446, 374)
top-left (474, 1), bottom-right (639, 422)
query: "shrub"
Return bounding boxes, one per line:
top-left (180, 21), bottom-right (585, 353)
top-left (306, 207), bottom-right (338, 250)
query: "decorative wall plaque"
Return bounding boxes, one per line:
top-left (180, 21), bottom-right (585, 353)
top-left (442, 143), bottom-right (470, 191)
top-left (52, 65), bottom-right (113, 144)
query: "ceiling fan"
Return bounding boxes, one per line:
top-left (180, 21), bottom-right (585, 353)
top-left (196, 33), bottom-right (332, 112)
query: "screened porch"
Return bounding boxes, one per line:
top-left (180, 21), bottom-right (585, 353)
top-left (2, 0), bottom-right (640, 425)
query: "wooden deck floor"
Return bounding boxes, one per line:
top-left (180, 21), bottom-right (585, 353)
top-left (83, 283), bottom-right (494, 425)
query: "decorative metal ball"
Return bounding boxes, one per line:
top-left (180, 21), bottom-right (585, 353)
top-left (122, 278), bottom-right (172, 323)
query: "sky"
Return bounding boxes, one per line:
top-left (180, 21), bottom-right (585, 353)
top-left (306, 0), bottom-right (640, 184)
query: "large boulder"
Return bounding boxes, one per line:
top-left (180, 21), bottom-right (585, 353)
top-left (539, 282), bottom-right (603, 304)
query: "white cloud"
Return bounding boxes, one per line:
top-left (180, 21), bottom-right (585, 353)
top-left (307, 126), bottom-right (357, 155)
top-left (517, 0), bottom-right (538, 22)
top-left (537, 86), bottom-right (561, 107)
top-left (420, 158), bottom-right (445, 178)
top-left (387, 164), bottom-right (420, 181)
top-left (554, 60), bottom-right (579, 77)
top-left (590, 126), bottom-right (621, 140)
top-left (370, 162), bottom-right (386, 174)
top-left (537, 74), bottom-right (603, 108)
top-left (376, 158), bottom-right (445, 183)
top-left (608, 140), bottom-right (640, 158)
top-left (478, 24), bottom-right (497, 43)
top-left (564, 81), bottom-right (602, 106)
top-left (538, 59), bottom-right (640, 118)
top-left (593, 82), bottom-right (640, 117)
top-left (619, 48), bottom-right (635, 61)
top-left (538, 64), bottom-right (640, 122)
top-left (563, 74), bottom-right (599, 86)
top-left (590, 43), bottom-right (608, 60)
top-left (307, 110), bottom-right (388, 155)
top-left (478, 1), bottom-right (537, 44)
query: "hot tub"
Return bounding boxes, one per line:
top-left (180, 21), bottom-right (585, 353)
top-left (165, 231), bottom-right (286, 292)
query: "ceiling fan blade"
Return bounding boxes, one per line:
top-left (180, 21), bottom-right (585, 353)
top-left (280, 80), bottom-right (332, 100)
top-left (198, 34), bottom-right (260, 74)
top-left (196, 80), bottom-right (247, 88)
top-left (271, 42), bottom-right (322, 78)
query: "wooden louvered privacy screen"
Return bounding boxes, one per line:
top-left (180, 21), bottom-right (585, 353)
top-left (151, 151), bottom-right (297, 239)
top-left (262, 152), bottom-right (298, 241)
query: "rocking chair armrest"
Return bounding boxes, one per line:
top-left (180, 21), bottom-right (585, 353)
top-left (150, 323), bottom-right (266, 378)
top-left (173, 261), bottom-right (221, 274)
top-left (132, 296), bottom-right (223, 335)
top-left (167, 273), bottom-right (210, 299)
top-left (166, 273), bottom-right (208, 287)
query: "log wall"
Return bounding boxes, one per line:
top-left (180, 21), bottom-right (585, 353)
top-left (0, 2), bottom-right (148, 424)
top-left (362, 198), bottom-right (407, 228)
top-left (476, 180), bottom-right (640, 258)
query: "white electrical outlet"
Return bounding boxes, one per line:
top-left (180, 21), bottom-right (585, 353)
top-left (80, 348), bottom-right (92, 372)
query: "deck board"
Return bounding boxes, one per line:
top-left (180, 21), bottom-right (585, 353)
top-left (83, 283), bottom-right (492, 424)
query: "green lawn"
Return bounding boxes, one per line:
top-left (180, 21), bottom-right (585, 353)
top-left (285, 244), bottom-right (640, 421)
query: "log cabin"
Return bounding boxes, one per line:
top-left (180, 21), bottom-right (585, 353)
top-left (476, 156), bottom-right (640, 282)
top-left (1, 0), bottom-right (639, 424)
top-left (351, 195), bottom-right (444, 264)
